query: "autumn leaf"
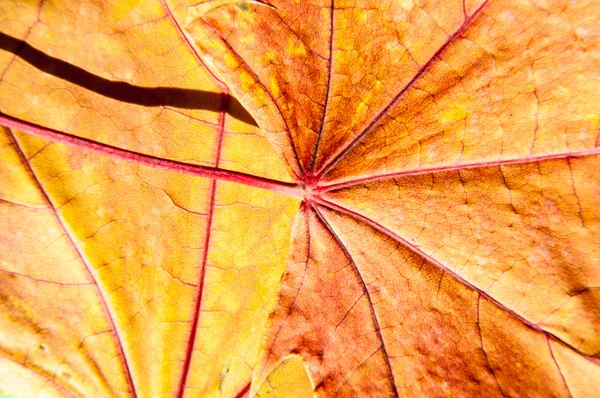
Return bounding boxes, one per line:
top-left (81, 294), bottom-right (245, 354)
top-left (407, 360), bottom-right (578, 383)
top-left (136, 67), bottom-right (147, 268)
top-left (1, 0), bottom-right (599, 397)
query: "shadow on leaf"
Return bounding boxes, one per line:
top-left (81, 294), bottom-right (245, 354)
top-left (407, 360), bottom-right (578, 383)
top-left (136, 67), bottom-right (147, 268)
top-left (0, 32), bottom-right (257, 126)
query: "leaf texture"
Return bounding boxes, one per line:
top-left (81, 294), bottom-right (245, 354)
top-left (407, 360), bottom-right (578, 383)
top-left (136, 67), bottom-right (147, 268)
top-left (1, 0), bottom-right (599, 397)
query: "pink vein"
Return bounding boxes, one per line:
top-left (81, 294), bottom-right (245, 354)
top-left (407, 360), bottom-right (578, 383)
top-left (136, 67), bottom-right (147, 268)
top-left (307, 0), bottom-right (335, 173)
top-left (313, 206), bottom-right (400, 397)
top-left (160, 1), bottom-right (231, 396)
top-left (0, 113), bottom-right (302, 199)
top-left (314, 0), bottom-right (491, 178)
top-left (175, 119), bottom-right (221, 397)
top-left (318, 147), bottom-right (600, 192)
top-left (176, 148), bottom-right (218, 397)
top-left (5, 129), bottom-right (138, 397)
top-left (314, 196), bottom-right (600, 366)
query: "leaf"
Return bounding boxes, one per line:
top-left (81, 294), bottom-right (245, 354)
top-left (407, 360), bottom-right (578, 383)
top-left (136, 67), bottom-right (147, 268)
top-left (0, 0), bottom-right (599, 397)
top-left (0, 1), bottom-right (298, 396)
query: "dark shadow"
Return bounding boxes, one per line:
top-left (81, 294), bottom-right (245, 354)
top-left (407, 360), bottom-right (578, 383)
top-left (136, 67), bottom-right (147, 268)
top-left (0, 32), bottom-right (257, 126)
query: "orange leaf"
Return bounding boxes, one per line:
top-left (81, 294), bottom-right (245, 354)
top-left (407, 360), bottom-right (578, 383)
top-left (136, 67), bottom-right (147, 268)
top-left (1, 0), bottom-right (599, 397)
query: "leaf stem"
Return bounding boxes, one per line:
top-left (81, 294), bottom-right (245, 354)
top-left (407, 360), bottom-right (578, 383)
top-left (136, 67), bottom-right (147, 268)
top-left (0, 112), bottom-right (303, 199)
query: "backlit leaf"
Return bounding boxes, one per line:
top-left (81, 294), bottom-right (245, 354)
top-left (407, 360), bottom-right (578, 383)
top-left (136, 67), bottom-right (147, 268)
top-left (1, 0), bottom-right (599, 397)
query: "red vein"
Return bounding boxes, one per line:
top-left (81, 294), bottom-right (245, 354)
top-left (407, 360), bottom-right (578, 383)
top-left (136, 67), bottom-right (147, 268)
top-left (318, 147), bottom-right (600, 192)
top-left (314, 196), bottom-right (600, 366)
top-left (307, 0), bottom-right (335, 174)
top-left (0, 113), bottom-right (302, 199)
top-left (5, 129), bottom-right (138, 397)
top-left (161, 2), bottom-right (231, 396)
top-left (234, 381), bottom-right (251, 398)
top-left (314, 0), bottom-right (491, 178)
top-left (176, 122), bottom-right (221, 398)
top-left (0, 350), bottom-right (78, 398)
top-left (313, 206), bottom-right (399, 397)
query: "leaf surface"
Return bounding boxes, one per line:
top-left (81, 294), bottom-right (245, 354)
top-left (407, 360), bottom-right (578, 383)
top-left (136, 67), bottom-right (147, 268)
top-left (1, 0), bottom-right (599, 397)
